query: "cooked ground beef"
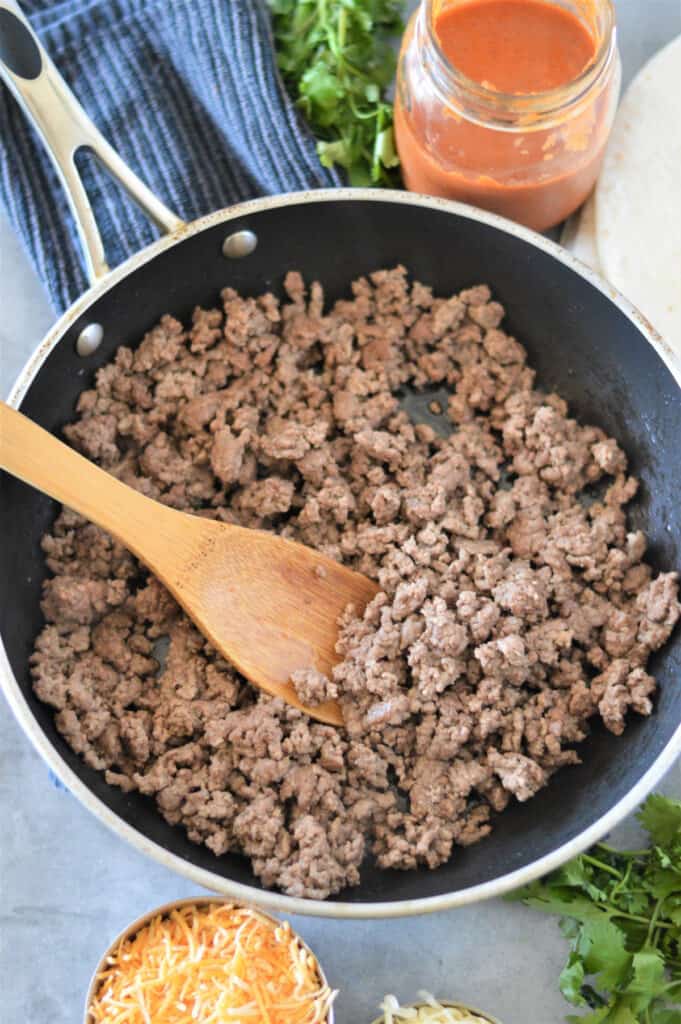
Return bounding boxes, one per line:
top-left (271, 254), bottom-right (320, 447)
top-left (30, 268), bottom-right (680, 899)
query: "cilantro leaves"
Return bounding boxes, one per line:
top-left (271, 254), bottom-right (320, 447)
top-left (509, 794), bottom-right (681, 1022)
top-left (268, 0), bottom-right (405, 186)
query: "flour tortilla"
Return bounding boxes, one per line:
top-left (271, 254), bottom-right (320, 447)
top-left (595, 35), bottom-right (681, 357)
top-left (561, 188), bottom-right (601, 273)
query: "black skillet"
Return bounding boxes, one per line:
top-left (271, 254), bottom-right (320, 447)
top-left (1, 0), bottom-right (679, 917)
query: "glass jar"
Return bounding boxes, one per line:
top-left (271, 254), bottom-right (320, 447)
top-left (394, 0), bottom-right (621, 231)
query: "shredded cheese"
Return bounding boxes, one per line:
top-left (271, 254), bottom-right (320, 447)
top-left (376, 991), bottom-right (494, 1024)
top-left (88, 903), bottom-right (335, 1024)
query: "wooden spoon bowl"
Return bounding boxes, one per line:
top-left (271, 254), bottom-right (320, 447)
top-left (0, 402), bottom-right (379, 725)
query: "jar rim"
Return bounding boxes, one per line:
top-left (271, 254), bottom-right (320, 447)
top-left (421, 0), bottom-right (617, 125)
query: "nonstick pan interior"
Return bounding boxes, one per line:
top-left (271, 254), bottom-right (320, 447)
top-left (2, 195), bottom-right (680, 912)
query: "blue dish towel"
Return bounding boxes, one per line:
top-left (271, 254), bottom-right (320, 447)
top-left (0, 0), bottom-right (341, 313)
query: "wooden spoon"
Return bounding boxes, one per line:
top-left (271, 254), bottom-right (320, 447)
top-left (0, 402), bottom-right (380, 725)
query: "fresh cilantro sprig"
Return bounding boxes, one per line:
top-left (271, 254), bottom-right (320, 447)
top-left (267, 0), bottom-right (405, 186)
top-left (508, 794), bottom-right (681, 1023)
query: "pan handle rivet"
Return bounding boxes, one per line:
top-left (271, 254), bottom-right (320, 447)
top-left (76, 322), bottom-right (104, 356)
top-left (222, 230), bottom-right (257, 259)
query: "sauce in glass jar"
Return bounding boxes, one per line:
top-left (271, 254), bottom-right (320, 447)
top-left (394, 0), bottom-right (621, 231)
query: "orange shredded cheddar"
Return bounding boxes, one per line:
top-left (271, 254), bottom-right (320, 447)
top-left (88, 903), bottom-right (335, 1024)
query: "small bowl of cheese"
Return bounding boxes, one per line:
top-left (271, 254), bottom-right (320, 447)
top-left (371, 992), bottom-right (501, 1024)
top-left (85, 897), bottom-right (335, 1024)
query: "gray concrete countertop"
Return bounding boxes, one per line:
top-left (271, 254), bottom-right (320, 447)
top-left (1, 3), bottom-right (680, 1021)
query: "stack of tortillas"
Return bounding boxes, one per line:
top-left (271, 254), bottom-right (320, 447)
top-left (561, 34), bottom-right (681, 359)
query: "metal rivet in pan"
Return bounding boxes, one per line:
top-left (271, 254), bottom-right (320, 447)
top-left (222, 230), bottom-right (258, 259)
top-left (76, 322), bottom-right (104, 357)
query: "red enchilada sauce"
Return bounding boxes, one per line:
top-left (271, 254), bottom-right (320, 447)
top-left (436, 0), bottom-right (595, 93)
top-left (394, 0), bottom-right (620, 229)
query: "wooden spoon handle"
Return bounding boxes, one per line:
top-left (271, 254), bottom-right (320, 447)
top-left (0, 401), bottom-right (179, 566)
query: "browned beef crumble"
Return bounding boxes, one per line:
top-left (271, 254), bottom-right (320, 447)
top-left (30, 268), bottom-right (680, 899)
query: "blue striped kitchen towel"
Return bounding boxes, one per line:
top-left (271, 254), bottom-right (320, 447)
top-left (0, 0), bottom-right (341, 312)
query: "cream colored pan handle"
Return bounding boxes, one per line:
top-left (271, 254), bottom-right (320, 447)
top-left (0, 0), bottom-right (184, 283)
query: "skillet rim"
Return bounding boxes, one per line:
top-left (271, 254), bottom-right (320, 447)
top-left (2, 187), bottom-right (680, 919)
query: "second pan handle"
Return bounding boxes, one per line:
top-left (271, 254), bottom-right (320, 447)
top-left (0, 0), bottom-right (185, 284)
